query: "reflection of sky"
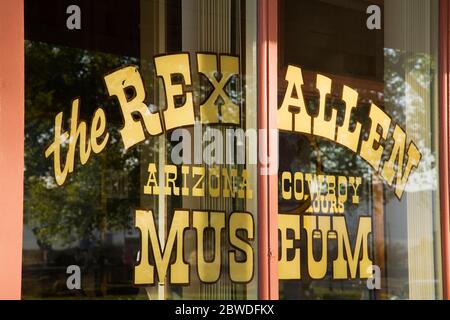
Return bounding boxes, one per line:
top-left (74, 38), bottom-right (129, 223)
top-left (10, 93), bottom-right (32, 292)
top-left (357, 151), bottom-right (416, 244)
top-left (22, 226), bottom-right (40, 250)
top-left (384, 47), bottom-right (438, 193)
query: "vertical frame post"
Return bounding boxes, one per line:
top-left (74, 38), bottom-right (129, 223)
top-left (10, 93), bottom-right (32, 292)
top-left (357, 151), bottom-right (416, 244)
top-left (439, 0), bottom-right (450, 300)
top-left (258, 0), bottom-right (279, 300)
top-left (0, 0), bottom-right (24, 300)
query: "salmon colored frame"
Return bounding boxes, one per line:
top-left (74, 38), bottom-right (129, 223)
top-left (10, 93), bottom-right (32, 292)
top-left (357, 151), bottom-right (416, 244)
top-left (0, 0), bottom-right (449, 301)
top-left (439, 0), bottom-right (450, 301)
top-left (257, 0), bottom-right (279, 300)
top-left (0, 0), bottom-right (24, 300)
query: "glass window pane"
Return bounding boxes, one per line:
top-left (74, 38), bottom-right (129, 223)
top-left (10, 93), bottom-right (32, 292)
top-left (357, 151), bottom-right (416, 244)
top-left (23, 0), bottom-right (258, 300)
top-left (278, 0), bottom-right (442, 300)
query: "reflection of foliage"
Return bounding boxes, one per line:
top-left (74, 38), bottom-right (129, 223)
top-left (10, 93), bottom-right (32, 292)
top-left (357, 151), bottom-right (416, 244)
top-left (279, 47), bottom-right (438, 209)
top-left (384, 48), bottom-right (438, 196)
top-left (25, 41), bottom-right (141, 247)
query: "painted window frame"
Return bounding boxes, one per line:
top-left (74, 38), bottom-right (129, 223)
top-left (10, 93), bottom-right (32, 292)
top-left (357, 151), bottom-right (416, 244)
top-left (0, 0), bottom-right (449, 300)
top-left (439, 0), bottom-right (450, 300)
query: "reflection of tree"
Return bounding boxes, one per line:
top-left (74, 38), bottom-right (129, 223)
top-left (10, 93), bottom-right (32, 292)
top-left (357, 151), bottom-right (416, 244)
top-left (278, 47), bottom-right (439, 300)
top-left (384, 48), bottom-right (437, 197)
top-left (24, 41), bottom-right (141, 248)
top-left (279, 47), bottom-right (438, 209)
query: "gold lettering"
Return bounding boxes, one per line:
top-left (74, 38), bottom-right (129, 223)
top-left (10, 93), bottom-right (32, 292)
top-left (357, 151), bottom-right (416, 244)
top-left (381, 125), bottom-right (422, 199)
top-left (278, 65), bottom-right (311, 133)
top-left (313, 75), bottom-right (337, 141)
top-left (278, 214), bottom-right (301, 280)
top-left (304, 215), bottom-right (330, 279)
top-left (134, 209), bottom-right (190, 285)
top-left (349, 176), bottom-right (362, 204)
top-left (192, 166), bottom-right (205, 196)
top-left (336, 86), bottom-right (361, 152)
top-left (193, 211), bottom-right (225, 283)
top-left (45, 99), bottom-right (92, 185)
top-left (281, 171), bottom-right (292, 200)
top-left (91, 108), bottom-right (109, 154)
top-left (143, 163), bottom-right (159, 195)
top-left (197, 54), bottom-right (240, 124)
top-left (360, 104), bottom-right (391, 170)
top-left (104, 66), bottom-right (162, 149)
top-left (164, 165), bottom-right (179, 196)
top-left (155, 53), bottom-right (195, 130)
top-left (332, 216), bottom-right (372, 279)
top-left (229, 212), bottom-right (254, 282)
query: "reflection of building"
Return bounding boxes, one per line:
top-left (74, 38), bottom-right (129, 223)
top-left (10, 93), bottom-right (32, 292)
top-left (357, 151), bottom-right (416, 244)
top-left (1, 0), bottom-right (450, 300)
